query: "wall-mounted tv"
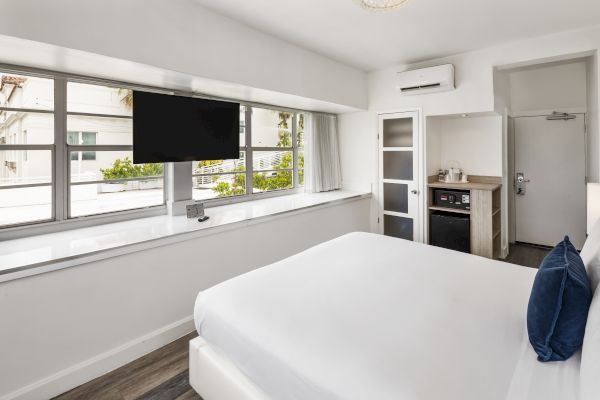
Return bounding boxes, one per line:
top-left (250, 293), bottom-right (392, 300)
top-left (132, 91), bottom-right (240, 163)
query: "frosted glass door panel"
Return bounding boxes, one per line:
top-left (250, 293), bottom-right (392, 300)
top-left (383, 183), bottom-right (408, 214)
top-left (383, 151), bottom-right (413, 181)
top-left (379, 111), bottom-right (420, 242)
top-left (383, 118), bottom-right (413, 147)
top-left (384, 215), bottom-right (413, 241)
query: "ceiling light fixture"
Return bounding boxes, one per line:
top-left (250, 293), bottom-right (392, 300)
top-left (355, 0), bottom-right (411, 11)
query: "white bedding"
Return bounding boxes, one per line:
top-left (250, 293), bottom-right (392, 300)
top-left (194, 232), bottom-right (581, 400)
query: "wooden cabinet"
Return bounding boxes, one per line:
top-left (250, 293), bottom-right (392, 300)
top-left (428, 177), bottom-right (502, 259)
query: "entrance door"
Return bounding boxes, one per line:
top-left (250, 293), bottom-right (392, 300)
top-left (514, 115), bottom-right (586, 249)
top-left (379, 111), bottom-right (420, 241)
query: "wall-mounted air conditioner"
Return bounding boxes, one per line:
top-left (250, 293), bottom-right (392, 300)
top-left (397, 64), bottom-right (455, 95)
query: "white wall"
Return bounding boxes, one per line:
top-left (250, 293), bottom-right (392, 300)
top-left (338, 113), bottom-right (378, 232)
top-left (368, 26), bottom-right (600, 118)
top-left (508, 61), bottom-right (588, 113)
top-left (0, 198), bottom-right (371, 400)
top-left (588, 55), bottom-right (600, 182)
top-left (0, 0), bottom-right (367, 112)
top-left (425, 117), bottom-right (442, 177)
top-left (492, 69), bottom-right (511, 255)
top-left (507, 117), bottom-right (516, 242)
top-left (338, 112), bottom-right (377, 193)
top-left (339, 25), bottom-right (600, 255)
top-left (427, 115), bottom-right (503, 177)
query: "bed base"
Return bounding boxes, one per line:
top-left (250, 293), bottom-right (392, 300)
top-left (189, 336), bottom-right (270, 400)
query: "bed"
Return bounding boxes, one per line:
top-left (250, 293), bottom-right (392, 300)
top-left (190, 232), bottom-right (599, 400)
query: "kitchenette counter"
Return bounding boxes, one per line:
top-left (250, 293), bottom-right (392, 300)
top-left (428, 175), bottom-right (502, 259)
top-left (428, 181), bottom-right (501, 191)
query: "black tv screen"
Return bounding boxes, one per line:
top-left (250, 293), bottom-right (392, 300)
top-left (132, 91), bottom-right (240, 163)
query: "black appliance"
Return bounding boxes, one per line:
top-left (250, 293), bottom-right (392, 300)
top-left (132, 91), bottom-right (240, 163)
top-left (430, 211), bottom-right (470, 253)
top-left (433, 188), bottom-right (470, 210)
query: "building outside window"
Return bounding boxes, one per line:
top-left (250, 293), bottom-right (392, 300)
top-left (0, 73), bottom-right (54, 227)
top-left (68, 131), bottom-right (97, 161)
top-left (66, 82), bottom-right (164, 218)
top-left (0, 68), bottom-right (306, 232)
top-left (0, 72), bottom-right (165, 227)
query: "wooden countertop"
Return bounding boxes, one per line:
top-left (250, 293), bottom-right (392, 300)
top-left (428, 181), bottom-right (501, 191)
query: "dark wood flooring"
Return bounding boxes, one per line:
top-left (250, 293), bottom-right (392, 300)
top-left (500, 242), bottom-right (551, 269)
top-left (53, 332), bottom-right (202, 400)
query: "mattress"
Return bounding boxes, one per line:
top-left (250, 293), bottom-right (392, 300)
top-left (194, 232), bottom-right (580, 400)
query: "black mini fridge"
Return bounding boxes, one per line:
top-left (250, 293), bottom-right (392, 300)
top-left (429, 211), bottom-right (470, 253)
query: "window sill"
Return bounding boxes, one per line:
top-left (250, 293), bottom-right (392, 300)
top-left (0, 190), bottom-right (371, 282)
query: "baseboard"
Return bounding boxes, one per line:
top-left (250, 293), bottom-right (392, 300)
top-left (1, 315), bottom-right (195, 400)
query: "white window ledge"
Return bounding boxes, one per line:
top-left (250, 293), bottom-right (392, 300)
top-left (0, 191), bottom-right (371, 282)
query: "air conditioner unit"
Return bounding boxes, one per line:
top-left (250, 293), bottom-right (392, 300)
top-left (397, 64), bottom-right (455, 95)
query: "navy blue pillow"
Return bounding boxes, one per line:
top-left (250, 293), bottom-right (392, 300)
top-left (527, 236), bottom-right (592, 362)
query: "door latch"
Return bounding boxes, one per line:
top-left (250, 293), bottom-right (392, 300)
top-left (515, 172), bottom-right (530, 196)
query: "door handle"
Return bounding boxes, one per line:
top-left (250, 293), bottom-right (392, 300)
top-left (515, 172), bottom-right (530, 196)
top-left (411, 189), bottom-right (419, 195)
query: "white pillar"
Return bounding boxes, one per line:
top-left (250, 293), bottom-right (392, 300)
top-left (166, 161), bottom-right (193, 216)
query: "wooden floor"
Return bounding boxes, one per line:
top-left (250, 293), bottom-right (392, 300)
top-left (53, 332), bottom-right (202, 400)
top-left (501, 242), bottom-right (551, 269)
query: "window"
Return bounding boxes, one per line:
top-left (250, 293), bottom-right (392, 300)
top-left (0, 72), bottom-right (54, 227)
top-left (192, 106), bottom-right (304, 201)
top-left (66, 82), bottom-right (164, 217)
top-left (0, 66), bottom-right (309, 234)
top-left (68, 131), bottom-right (97, 160)
top-left (0, 69), bottom-right (166, 229)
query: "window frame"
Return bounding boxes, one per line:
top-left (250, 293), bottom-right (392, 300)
top-left (60, 79), bottom-right (166, 221)
top-left (64, 84), bottom-right (165, 219)
top-left (0, 67), bottom-right (56, 229)
top-left (0, 69), bottom-right (169, 237)
top-left (191, 106), bottom-right (304, 206)
top-left (0, 64), bottom-right (315, 239)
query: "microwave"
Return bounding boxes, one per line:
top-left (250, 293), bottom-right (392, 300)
top-left (433, 189), bottom-right (470, 210)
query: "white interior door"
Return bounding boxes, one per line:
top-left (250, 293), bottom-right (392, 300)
top-left (514, 115), bottom-right (586, 249)
top-left (379, 111), bottom-right (420, 241)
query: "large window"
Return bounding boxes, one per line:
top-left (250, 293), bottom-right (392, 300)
top-left (0, 67), bottom-right (306, 233)
top-left (193, 106), bottom-right (304, 200)
top-left (0, 70), bottom-right (165, 229)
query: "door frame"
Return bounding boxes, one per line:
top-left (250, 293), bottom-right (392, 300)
top-left (377, 109), bottom-right (425, 242)
top-left (509, 112), bottom-right (587, 247)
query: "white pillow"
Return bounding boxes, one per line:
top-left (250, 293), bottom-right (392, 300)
top-left (581, 219), bottom-right (600, 290)
top-left (580, 287), bottom-right (600, 400)
top-left (580, 219), bottom-right (600, 400)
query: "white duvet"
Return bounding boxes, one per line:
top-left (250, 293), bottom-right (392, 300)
top-left (194, 232), bottom-right (581, 400)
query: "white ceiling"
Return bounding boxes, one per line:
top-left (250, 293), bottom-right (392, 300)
top-left (194, 0), bottom-right (600, 71)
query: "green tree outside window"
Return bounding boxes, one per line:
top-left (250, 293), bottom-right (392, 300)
top-left (100, 157), bottom-right (163, 180)
top-left (209, 111), bottom-right (304, 197)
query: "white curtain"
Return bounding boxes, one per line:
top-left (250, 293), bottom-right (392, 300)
top-left (305, 113), bottom-right (342, 193)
